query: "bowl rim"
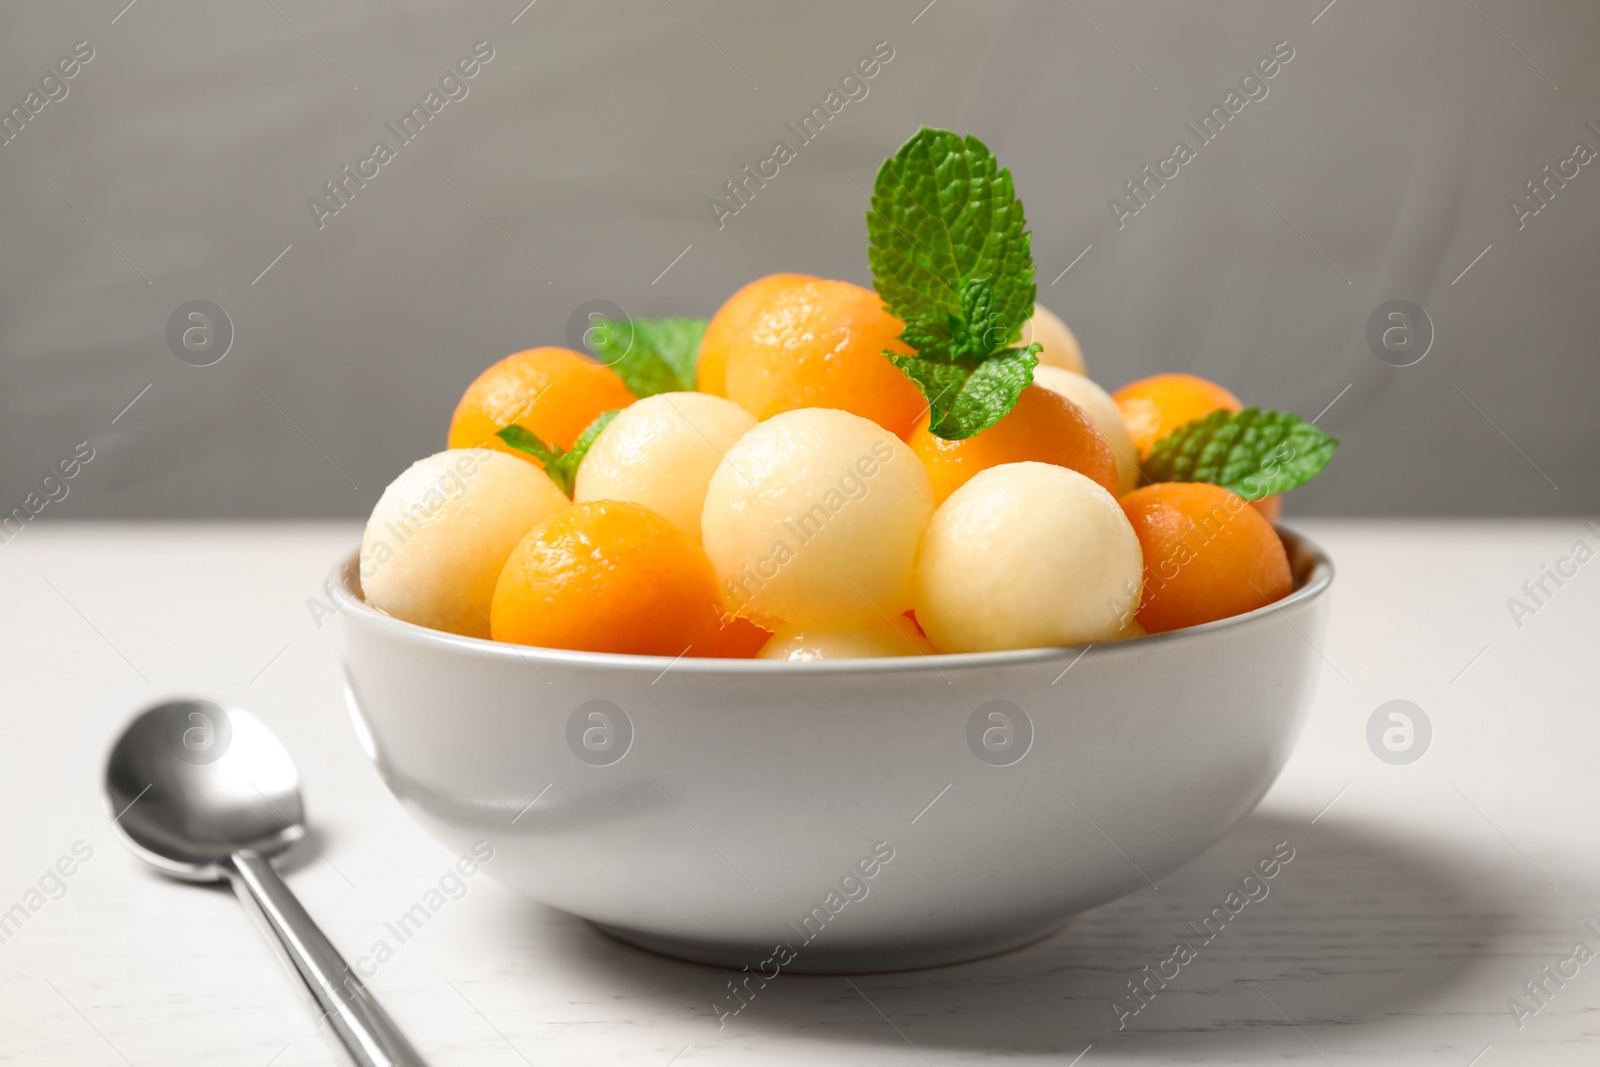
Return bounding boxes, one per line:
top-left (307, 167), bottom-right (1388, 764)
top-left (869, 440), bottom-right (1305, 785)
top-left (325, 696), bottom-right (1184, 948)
top-left (329, 526), bottom-right (1333, 677)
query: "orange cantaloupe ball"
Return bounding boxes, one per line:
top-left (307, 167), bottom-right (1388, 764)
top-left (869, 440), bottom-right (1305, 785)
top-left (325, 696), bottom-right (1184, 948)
top-left (1119, 482), bottom-right (1292, 634)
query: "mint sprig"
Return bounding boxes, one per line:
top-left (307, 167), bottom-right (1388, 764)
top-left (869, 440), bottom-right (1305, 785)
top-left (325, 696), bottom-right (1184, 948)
top-left (496, 409), bottom-right (620, 497)
top-left (893, 348), bottom-right (1039, 440)
top-left (587, 316), bottom-right (707, 398)
top-left (868, 128), bottom-right (1039, 439)
top-left (1142, 408), bottom-right (1339, 499)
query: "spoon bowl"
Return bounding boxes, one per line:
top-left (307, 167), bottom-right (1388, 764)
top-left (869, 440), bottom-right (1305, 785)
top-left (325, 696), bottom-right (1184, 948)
top-left (106, 700), bottom-right (303, 880)
top-left (105, 698), bottom-right (428, 1066)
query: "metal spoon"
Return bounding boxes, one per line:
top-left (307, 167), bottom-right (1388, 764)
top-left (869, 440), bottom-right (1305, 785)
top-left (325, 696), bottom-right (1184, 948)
top-left (105, 698), bottom-right (427, 1067)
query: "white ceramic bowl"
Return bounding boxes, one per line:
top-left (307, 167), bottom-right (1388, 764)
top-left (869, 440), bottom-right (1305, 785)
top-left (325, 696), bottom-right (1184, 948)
top-left (332, 529), bottom-right (1331, 973)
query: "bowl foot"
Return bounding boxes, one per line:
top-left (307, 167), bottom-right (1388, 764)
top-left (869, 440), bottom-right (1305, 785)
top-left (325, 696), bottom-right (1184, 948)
top-left (590, 919), bottom-right (1069, 974)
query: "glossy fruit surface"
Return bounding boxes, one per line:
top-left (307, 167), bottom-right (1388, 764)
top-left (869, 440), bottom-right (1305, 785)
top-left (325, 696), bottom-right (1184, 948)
top-left (914, 462), bottom-right (1143, 652)
top-left (700, 407), bottom-right (934, 629)
top-left (758, 616), bottom-right (934, 660)
top-left (722, 278), bottom-right (927, 439)
top-left (449, 347), bottom-right (636, 466)
top-left (715, 615), bottom-right (772, 658)
top-left (1119, 482), bottom-right (1291, 634)
top-left (490, 500), bottom-right (723, 656)
top-left (1030, 366), bottom-right (1139, 494)
top-left (361, 449), bottom-right (568, 639)
top-left (1021, 303), bottom-right (1086, 375)
top-left (1112, 373), bottom-right (1241, 459)
top-left (697, 273), bottom-right (813, 397)
top-left (909, 385), bottom-right (1119, 505)
top-left (574, 392), bottom-right (756, 544)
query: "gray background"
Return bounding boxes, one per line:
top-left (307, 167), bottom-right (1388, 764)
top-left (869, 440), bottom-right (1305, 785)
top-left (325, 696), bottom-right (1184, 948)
top-left (1, 0), bottom-right (1595, 519)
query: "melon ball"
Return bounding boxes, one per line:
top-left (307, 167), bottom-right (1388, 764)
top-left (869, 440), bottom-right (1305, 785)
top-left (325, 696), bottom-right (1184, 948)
top-left (914, 462), bottom-right (1142, 652)
top-left (574, 392), bottom-right (756, 544)
top-left (1021, 303), bottom-right (1086, 375)
top-left (360, 449), bottom-right (568, 638)
top-left (758, 616), bottom-right (935, 661)
top-left (1032, 365), bottom-right (1139, 494)
top-left (701, 407), bottom-right (934, 628)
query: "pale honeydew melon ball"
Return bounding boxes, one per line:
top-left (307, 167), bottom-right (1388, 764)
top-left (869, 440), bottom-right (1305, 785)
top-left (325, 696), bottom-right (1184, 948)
top-left (573, 392), bottom-right (756, 544)
top-left (1021, 303), bottom-right (1086, 375)
top-left (701, 407), bottom-right (934, 629)
top-left (1114, 617), bottom-right (1147, 641)
top-left (1032, 365), bottom-right (1140, 494)
top-left (360, 449), bottom-right (568, 638)
top-left (914, 461), bottom-right (1143, 652)
top-left (758, 616), bottom-right (935, 661)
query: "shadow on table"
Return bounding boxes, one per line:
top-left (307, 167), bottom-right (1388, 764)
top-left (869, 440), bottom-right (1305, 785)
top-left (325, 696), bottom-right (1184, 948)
top-left (530, 812), bottom-right (1533, 1057)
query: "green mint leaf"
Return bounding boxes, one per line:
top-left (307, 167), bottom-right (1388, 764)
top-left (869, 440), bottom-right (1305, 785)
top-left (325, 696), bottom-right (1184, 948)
top-left (893, 345), bottom-right (1039, 440)
top-left (495, 425), bottom-right (561, 468)
top-left (898, 311), bottom-right (951, 359)
top-left (589, 316), bottom-right (707, 398)
top-left (559, 409), bottom-right (621, 476)
top-left (888, 355), bottom-right (968, 422)
top-left (867, 128), bottom-right (1039, 439)
top-left (495, 410), bottom-right (620, 497)
top-left (954, 276), bottom-right (1007, 361)
top-left (1142, 408), bottom-right (1340, 499)
top-left (867, 128), bottom-right (1035, 346)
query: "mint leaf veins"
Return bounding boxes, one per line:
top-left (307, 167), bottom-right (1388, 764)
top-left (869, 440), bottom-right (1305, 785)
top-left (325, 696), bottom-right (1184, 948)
top-left (496, 409), bottom-right (621, 497)
top-left (867, 128), bottom-right (1040, 439)
top-left (586, 316), bottom-right (707, 398)
top-left (1142, 408), bottom-right (1340, 499)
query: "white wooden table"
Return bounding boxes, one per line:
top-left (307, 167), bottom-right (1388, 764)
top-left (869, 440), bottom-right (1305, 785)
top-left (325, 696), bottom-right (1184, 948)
top-left (1, 520), bottom-right (1596, 1065)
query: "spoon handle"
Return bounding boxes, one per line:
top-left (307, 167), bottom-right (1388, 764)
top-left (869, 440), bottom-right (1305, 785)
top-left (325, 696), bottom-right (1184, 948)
top-left (228, 850), bottom-right (428, 1067)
